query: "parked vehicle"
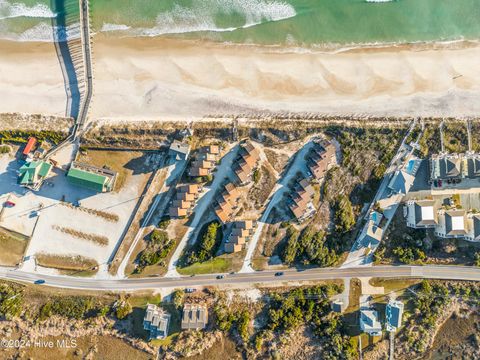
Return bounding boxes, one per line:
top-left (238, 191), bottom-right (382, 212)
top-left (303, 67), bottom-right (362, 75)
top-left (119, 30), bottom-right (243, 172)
top-left (185, 288), bottom-right (196, 293)
top-left (4, 201), bottom-right (15, 207)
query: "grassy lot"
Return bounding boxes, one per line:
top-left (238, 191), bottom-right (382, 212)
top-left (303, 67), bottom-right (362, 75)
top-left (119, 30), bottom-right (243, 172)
top-left (78, 150), bottom-right (152, 191)
top-left (36, 254), bottom-right (99, 275)
top-left (0, 227), bottom-right (28, 266)
top-left (177, 249), bottom-right (246, 275)
top-left (370, 278), bottom-right (422, 302)
top-left (177, 256), bottom-right (232, 275)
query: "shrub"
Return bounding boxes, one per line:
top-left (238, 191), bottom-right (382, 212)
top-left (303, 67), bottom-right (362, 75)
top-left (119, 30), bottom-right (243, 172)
top-left (334, 195), bottom-right (355, 233)
top-left (151, 230), bottom-right (169, 245)
top-left (0, 284), bottom-right (23, 319)
top-left (158, 217), bottom-right (171, 230)
top-left (115, 300), bottom-right (132, 320)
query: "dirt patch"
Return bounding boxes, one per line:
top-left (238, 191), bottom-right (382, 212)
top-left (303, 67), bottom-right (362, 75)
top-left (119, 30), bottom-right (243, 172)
top-left (52, 225), bottom-right (109, 247)
top-left (0, 227), bottom-right (28, 266)
top-left (36, 254), bottom-right (98, 273)
top-left (248, 164), bottom-right (277, 209)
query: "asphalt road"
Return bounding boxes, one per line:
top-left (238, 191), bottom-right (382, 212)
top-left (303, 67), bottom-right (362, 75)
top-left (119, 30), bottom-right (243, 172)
top-left (1, 265), bottom-right (480, 291)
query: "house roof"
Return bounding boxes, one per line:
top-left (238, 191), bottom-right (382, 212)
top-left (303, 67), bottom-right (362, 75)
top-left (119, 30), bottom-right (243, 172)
top-left (205, 145), bottom-right (220, 155)
top-left (19, 161), bottom-right (51, 185)
top-left (414, 200), bottom-right (437, 226)
top-left (169, 140), bottom-right (190, 155)
top-left (181, 304), bottom-right (208, 330)
top-left (225, 242), bottom-right (243, 253)
top-left (443, 157), bottom-right (462, 177)
top-left (386, 300), bottom-right (404, 329)
top-left (224, 183), bottom-right (237, 195)
top-left (360, 309), bottom-right (382, 333)
top-left (215, 208), bottom-right (230, 223)
top-left (471, 215), bottom-right (480, 240)
top-left (229, 234), bottom-right (246, 245)
top-left (231, 228), bottom-right (250, 238)
top-left (176, 192), bottom-right (195, 201)
top-left (445, 209), bottom-right (467, 235)
top-left (388, 170), bottom-right (415, 194)
top-left (23, 137), bottom-right (36, 155)
top-left (236, 220), bottom-right (253, 230)
top-left (179, 184), bottom-right (199, 194)
top-left (169, 207), bottom-right (187, 217)
top-left (67, 167), bottom-right (108, 187)
top-left (290, 202), bottom-right (306, 219)
top-left (172, 200), bottom-right (192, 209)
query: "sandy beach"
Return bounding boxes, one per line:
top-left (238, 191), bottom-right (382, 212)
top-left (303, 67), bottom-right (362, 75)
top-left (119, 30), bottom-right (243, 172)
top-left (2, 36), bottom-right (480, 121)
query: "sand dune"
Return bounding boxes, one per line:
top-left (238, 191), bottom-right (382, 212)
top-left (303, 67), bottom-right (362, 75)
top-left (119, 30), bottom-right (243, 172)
top-left (1, 37), bottom-right (480, 121)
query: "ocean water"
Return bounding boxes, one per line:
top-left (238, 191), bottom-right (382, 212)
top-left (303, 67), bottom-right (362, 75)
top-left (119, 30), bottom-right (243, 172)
top-left (1, 0), bottom-right (480, 46)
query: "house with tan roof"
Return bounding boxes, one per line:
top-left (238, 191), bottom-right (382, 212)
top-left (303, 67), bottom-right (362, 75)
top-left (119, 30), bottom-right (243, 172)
top-left (224, 220), bottom-right (255, 253)
top-left (307, 140), bottom-right (336, 180)
top-left (181, 304), bottom-right (208, 330)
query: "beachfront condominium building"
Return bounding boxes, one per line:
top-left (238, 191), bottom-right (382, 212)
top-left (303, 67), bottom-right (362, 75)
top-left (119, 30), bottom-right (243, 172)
top-left (181, 304), bottom-right (208, 330)
top-left (405, 199), bottom-right (438, 228)
top-left (360, 308), bottom-right (382, 336)
top-left (386, 299), bottom-right (404, 332)
top-left (143, 304), bottom-right (171, 340)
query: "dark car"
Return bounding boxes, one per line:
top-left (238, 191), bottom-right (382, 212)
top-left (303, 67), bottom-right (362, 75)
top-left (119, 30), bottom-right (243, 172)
top-left (274, 272), bottom-right (284, 277)
top-left (34, 279), bottom-right (45, 285)
top-left (185, 288), bottom-right (196, 293)
top-left (216, 275), bottom-right (225, 279)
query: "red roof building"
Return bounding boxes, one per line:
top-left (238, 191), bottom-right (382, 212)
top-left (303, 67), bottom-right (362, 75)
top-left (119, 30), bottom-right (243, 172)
top-left (23, 137), bottom-right (37, 156)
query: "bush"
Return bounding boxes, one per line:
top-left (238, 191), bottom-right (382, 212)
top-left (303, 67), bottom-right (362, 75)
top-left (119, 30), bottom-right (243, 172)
top-left (136, 229), bottom-right (175, 272)
top-left (334, 195), bottom-right (355, 233)
top-left (115, 300), bottom-right (132, 320)
top-left (186, 221), bottom-right (222, 265)
top-left (158, 217), bottom-right (171, 230)
top-left (39, 296), bottom-right (95, 320)
top-left (393, 247), bottom-right (426, 264)
top-left (0, 284), bottom-right (23, 319)
top-left (0, 145), bottom-right (10, 154)
top-left (151, 230), bottom-right (169, 245)
top-left (253, 169), bottom-right (261, 183)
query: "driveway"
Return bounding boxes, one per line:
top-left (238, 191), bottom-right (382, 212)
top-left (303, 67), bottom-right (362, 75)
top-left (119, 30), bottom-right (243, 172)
top-left (240, 139), bottom-right (317, 273)
top-left (165, 144), bottom-right (239, 277)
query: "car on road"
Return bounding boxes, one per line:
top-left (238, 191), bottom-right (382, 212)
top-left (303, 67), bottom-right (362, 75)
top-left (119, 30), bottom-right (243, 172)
top-left (34, 279), bottom-right (45, 285)
top-left (216, 275), bottom-right (225, 279)
top-left (274, 272), bottom-right (284, 277)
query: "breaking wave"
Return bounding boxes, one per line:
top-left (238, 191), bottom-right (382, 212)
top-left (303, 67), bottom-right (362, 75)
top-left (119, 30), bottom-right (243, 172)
top-left (103, 0), bottom-right (296, 37)
top-left (1, 21), bottom-right (80, 42)
top-left (0, 0), bottom-right (55, 20)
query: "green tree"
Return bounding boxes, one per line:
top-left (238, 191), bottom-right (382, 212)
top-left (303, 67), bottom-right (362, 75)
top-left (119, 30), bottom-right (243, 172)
top-left (115, 300), bottom-right (132, 320)
top-left (334, 195), bottom-right (355, 233)
top-left (172, 290), bottom-right (184, 309)
top-left (0, 285), bottom-right (23, 319)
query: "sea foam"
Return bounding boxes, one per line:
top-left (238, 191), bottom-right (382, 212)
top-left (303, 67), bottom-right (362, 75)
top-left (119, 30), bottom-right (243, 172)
top-left (0, 0), bottom-right (55, 20)
top-left (102, 0), bottom-right (296, 37)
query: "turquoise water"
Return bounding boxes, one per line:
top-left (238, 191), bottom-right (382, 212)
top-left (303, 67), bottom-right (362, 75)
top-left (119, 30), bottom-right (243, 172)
top-left (1, 0), bottom-right (480, 45)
